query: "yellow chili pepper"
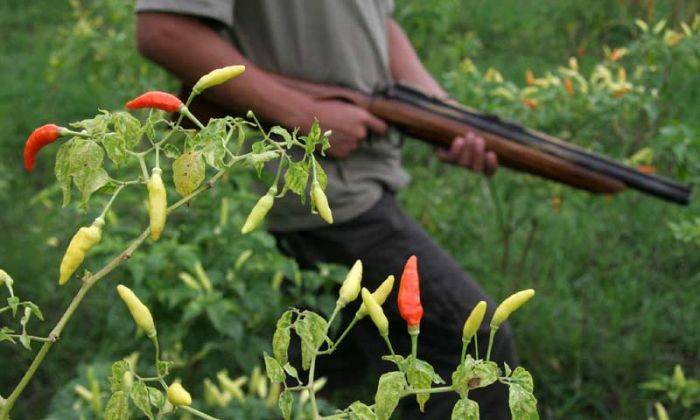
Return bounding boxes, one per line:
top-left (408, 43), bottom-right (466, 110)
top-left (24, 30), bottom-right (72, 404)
top-left (491, 289), bottom-right (535, 328)
top-left (59, 217), bottom-right (104, 285)
top-left (311, 180), bottom-right (333, 224)
top-left (361, 288), bottom-right (388, 336)
top-left (337, 260), bottom-right (362, 307)
top-left (116, 284), bottom-right (157, 338)
top-left (193, 65), bottom-right (246, 94)
top-left (462, 301), bottom-right (487, 343)
top-left (241, 187), bottom-right (276, 234)
top-left (147, 167), bottom-right (167, 240)
top-left (356, 275), bottom-right (394, 319)
top-left (167, 382), bottom-right (192, 407)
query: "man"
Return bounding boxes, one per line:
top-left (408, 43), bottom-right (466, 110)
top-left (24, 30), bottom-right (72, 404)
top-left (135, 1), bottom-right (516, 418)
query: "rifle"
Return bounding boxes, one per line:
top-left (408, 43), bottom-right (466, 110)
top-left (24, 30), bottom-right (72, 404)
top-left (182, 75), bottom-right (692, 205)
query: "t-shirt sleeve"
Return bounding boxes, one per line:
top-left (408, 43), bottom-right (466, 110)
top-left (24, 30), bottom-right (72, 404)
top-left (382, 0), bottom-right (395, 16)
top-left (136, 0), bottom-right (235, 27)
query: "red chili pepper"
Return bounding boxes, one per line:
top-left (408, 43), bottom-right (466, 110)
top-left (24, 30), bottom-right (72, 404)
top-left (24, 124), bottom-right (64, 172)
top-left (125, 91), bottom-right (183, 113)
top-left (398, 255), bottom-right (423, 330)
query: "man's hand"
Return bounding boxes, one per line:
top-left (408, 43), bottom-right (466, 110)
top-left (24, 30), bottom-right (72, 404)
top-left (309, 100), bottom-right (388, 159)
top-left (437, 131), bottom-right (498, 176)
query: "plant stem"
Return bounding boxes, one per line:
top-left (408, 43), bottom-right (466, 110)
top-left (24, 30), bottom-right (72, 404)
top-left (382, 335), bottom-right (396, 356)
top-left (410, 333), bottom-right (418, 358)
top-left (329, 316), bottom-right (359, 353)
top-left (460, 340), bottom-right (468, 363)
top-left (486, 327), bottom-right (498, 361)
top-left (7, 335), bottom-right (53, 343)
top-left (401, 385), bottom-right (454, 397)
top-left (308, 355), bottom-right (320, 419)
top-left (474, 333), bottom-right (479, 360)
top-left (181, 406), bottom-right (220, 420)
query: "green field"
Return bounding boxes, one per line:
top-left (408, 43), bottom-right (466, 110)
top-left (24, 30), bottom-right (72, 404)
top-left (1, 0), bottom-right (699, 418)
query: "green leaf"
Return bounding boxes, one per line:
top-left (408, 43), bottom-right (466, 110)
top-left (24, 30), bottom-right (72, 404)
top-left (54, 138), bottom-right (108, 207)
top-left (269, 126), bottom-right (293, 148)
top-left (156, 360), bottom-right (173, 377)
top-left (510, 367), bottom-right (534, 393)
top-left (264, 352), bottom-right (286, 384)
top-left (112, 111), bottom-right (142, 149)
top-left (273, 310), bottom-right (294, 365)
top-left (104, 391), bottom-right (130, 420)
top-left (278, 389), bottom-right (293, 420)
top-left (305, 120), bottom-right (321, 154)
top-left (284, 160), bottom-right (310, 199)
top-left (349, 401), bottom-right (377, 420)
top-left (102, 133), bottom-right (127, 167)
top-left (283, 363), bottom-right (299, 381)
top-left (405, 357), bottom-right (443, 412)
top-left (451, 398), bottom-right (479, 420)
top-left (109, 360), bottom-right (130, 393)
top-left (294, 311), bottom-right (328, 370)
top-left (313, 158), bottom-right (327, 189)
top-left (7, 296), bottom-right (19, 316)
top-left (452, 355), bottom-right (500, 397)
top-left (508, 367), bottom-right (538, 420)
top-left (130, 381), bottom-right (154, 420)
top-left (172, 151), bottom-right (206, 197)
top-left (374, 371), bottom-right (407, 420)
top-left (23, 301), bottom-right (43, 321)
top-left (509, 384), bottom-right (538, 419)
top-left (0, 327), bottom-right (16, 344)
top-left (199, 119), bottom-right (229, 169)
top-left (19, 332), bottom-right (31, 350)
top-left (147, 386), bottom-right (165, 410)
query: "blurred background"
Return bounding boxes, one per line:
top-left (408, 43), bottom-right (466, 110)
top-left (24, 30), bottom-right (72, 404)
top-left (1, 0), bottom-right (699, 418)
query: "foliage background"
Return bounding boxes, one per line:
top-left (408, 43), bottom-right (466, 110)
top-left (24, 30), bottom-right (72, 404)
top-left (0, 0), bottom-right (699, 418)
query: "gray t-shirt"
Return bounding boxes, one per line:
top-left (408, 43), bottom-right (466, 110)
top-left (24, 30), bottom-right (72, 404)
top-left (136, 0), bottom-right (410, 231)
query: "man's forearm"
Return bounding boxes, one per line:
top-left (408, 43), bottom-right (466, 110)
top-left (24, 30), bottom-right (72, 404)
top-left (386, 19), bottom-right (447, 98)
top-left (136, 12), bottom-right (317, 130)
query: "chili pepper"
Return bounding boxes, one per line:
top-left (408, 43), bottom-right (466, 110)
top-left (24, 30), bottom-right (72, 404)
top-left (59, 217), bottom-right (104, 285)
top-left (241, 187), bottom-right (276, 234)
top-left (361, 288), bottom-right (388, 336)
top-left (167, 382), bottom-right (192, 407)
top-left (311, 180), bottom-right (333, 224)
top-left (125, 91), bottom-right (183, 113)
top-left (490, 289), bottom-right (535, 328)
top-left (356, 275), bottom-right (394, 320)
top-left (564, 78), bottom-right (575, 96)
top-left (337, 260), bottom-right (362, 307)
top-left (462, 301), bottom-right (487, 343)
top-left (147, 167), bottom-right (167, 240)
top-left (116, 284), bottom-right (157, 338)
top-left (204, 379), bottom-right (231, 407)
top-left (193, 65), bottom-right (246, 94)
top-left (24, 124), bottom-right (67, 172)
top-left (398, 255), bottom-right (423, 334)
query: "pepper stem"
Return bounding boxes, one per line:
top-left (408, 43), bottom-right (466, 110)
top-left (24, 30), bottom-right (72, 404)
top-left (486, 326), bottom-right (498, 361)
top-left (408, 325), bottom-right (420, 358)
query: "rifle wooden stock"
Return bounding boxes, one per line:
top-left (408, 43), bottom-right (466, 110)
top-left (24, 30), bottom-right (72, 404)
top-left (182, 74), bottom-right (691, 204)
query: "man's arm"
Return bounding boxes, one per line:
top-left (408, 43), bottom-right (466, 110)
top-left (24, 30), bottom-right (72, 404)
top-left (136, 12), bottom-right (387, 158)
top-left (386, 19), bottom-right (497, 175)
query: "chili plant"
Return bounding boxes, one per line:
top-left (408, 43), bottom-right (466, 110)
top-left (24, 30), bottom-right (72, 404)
top-left (0, 65), bottom-right (333, 419)
top-left (265, 255), bottom-right (538, 419)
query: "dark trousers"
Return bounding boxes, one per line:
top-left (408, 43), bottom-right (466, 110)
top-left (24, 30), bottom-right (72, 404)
top-left (274, 192), bottom-right (517, 419)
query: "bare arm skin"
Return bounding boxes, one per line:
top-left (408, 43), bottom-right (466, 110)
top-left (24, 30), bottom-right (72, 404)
top-left (136, 12), bottom-right (387, 158)
top-left (387, 18), bottom-right (497, 175)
